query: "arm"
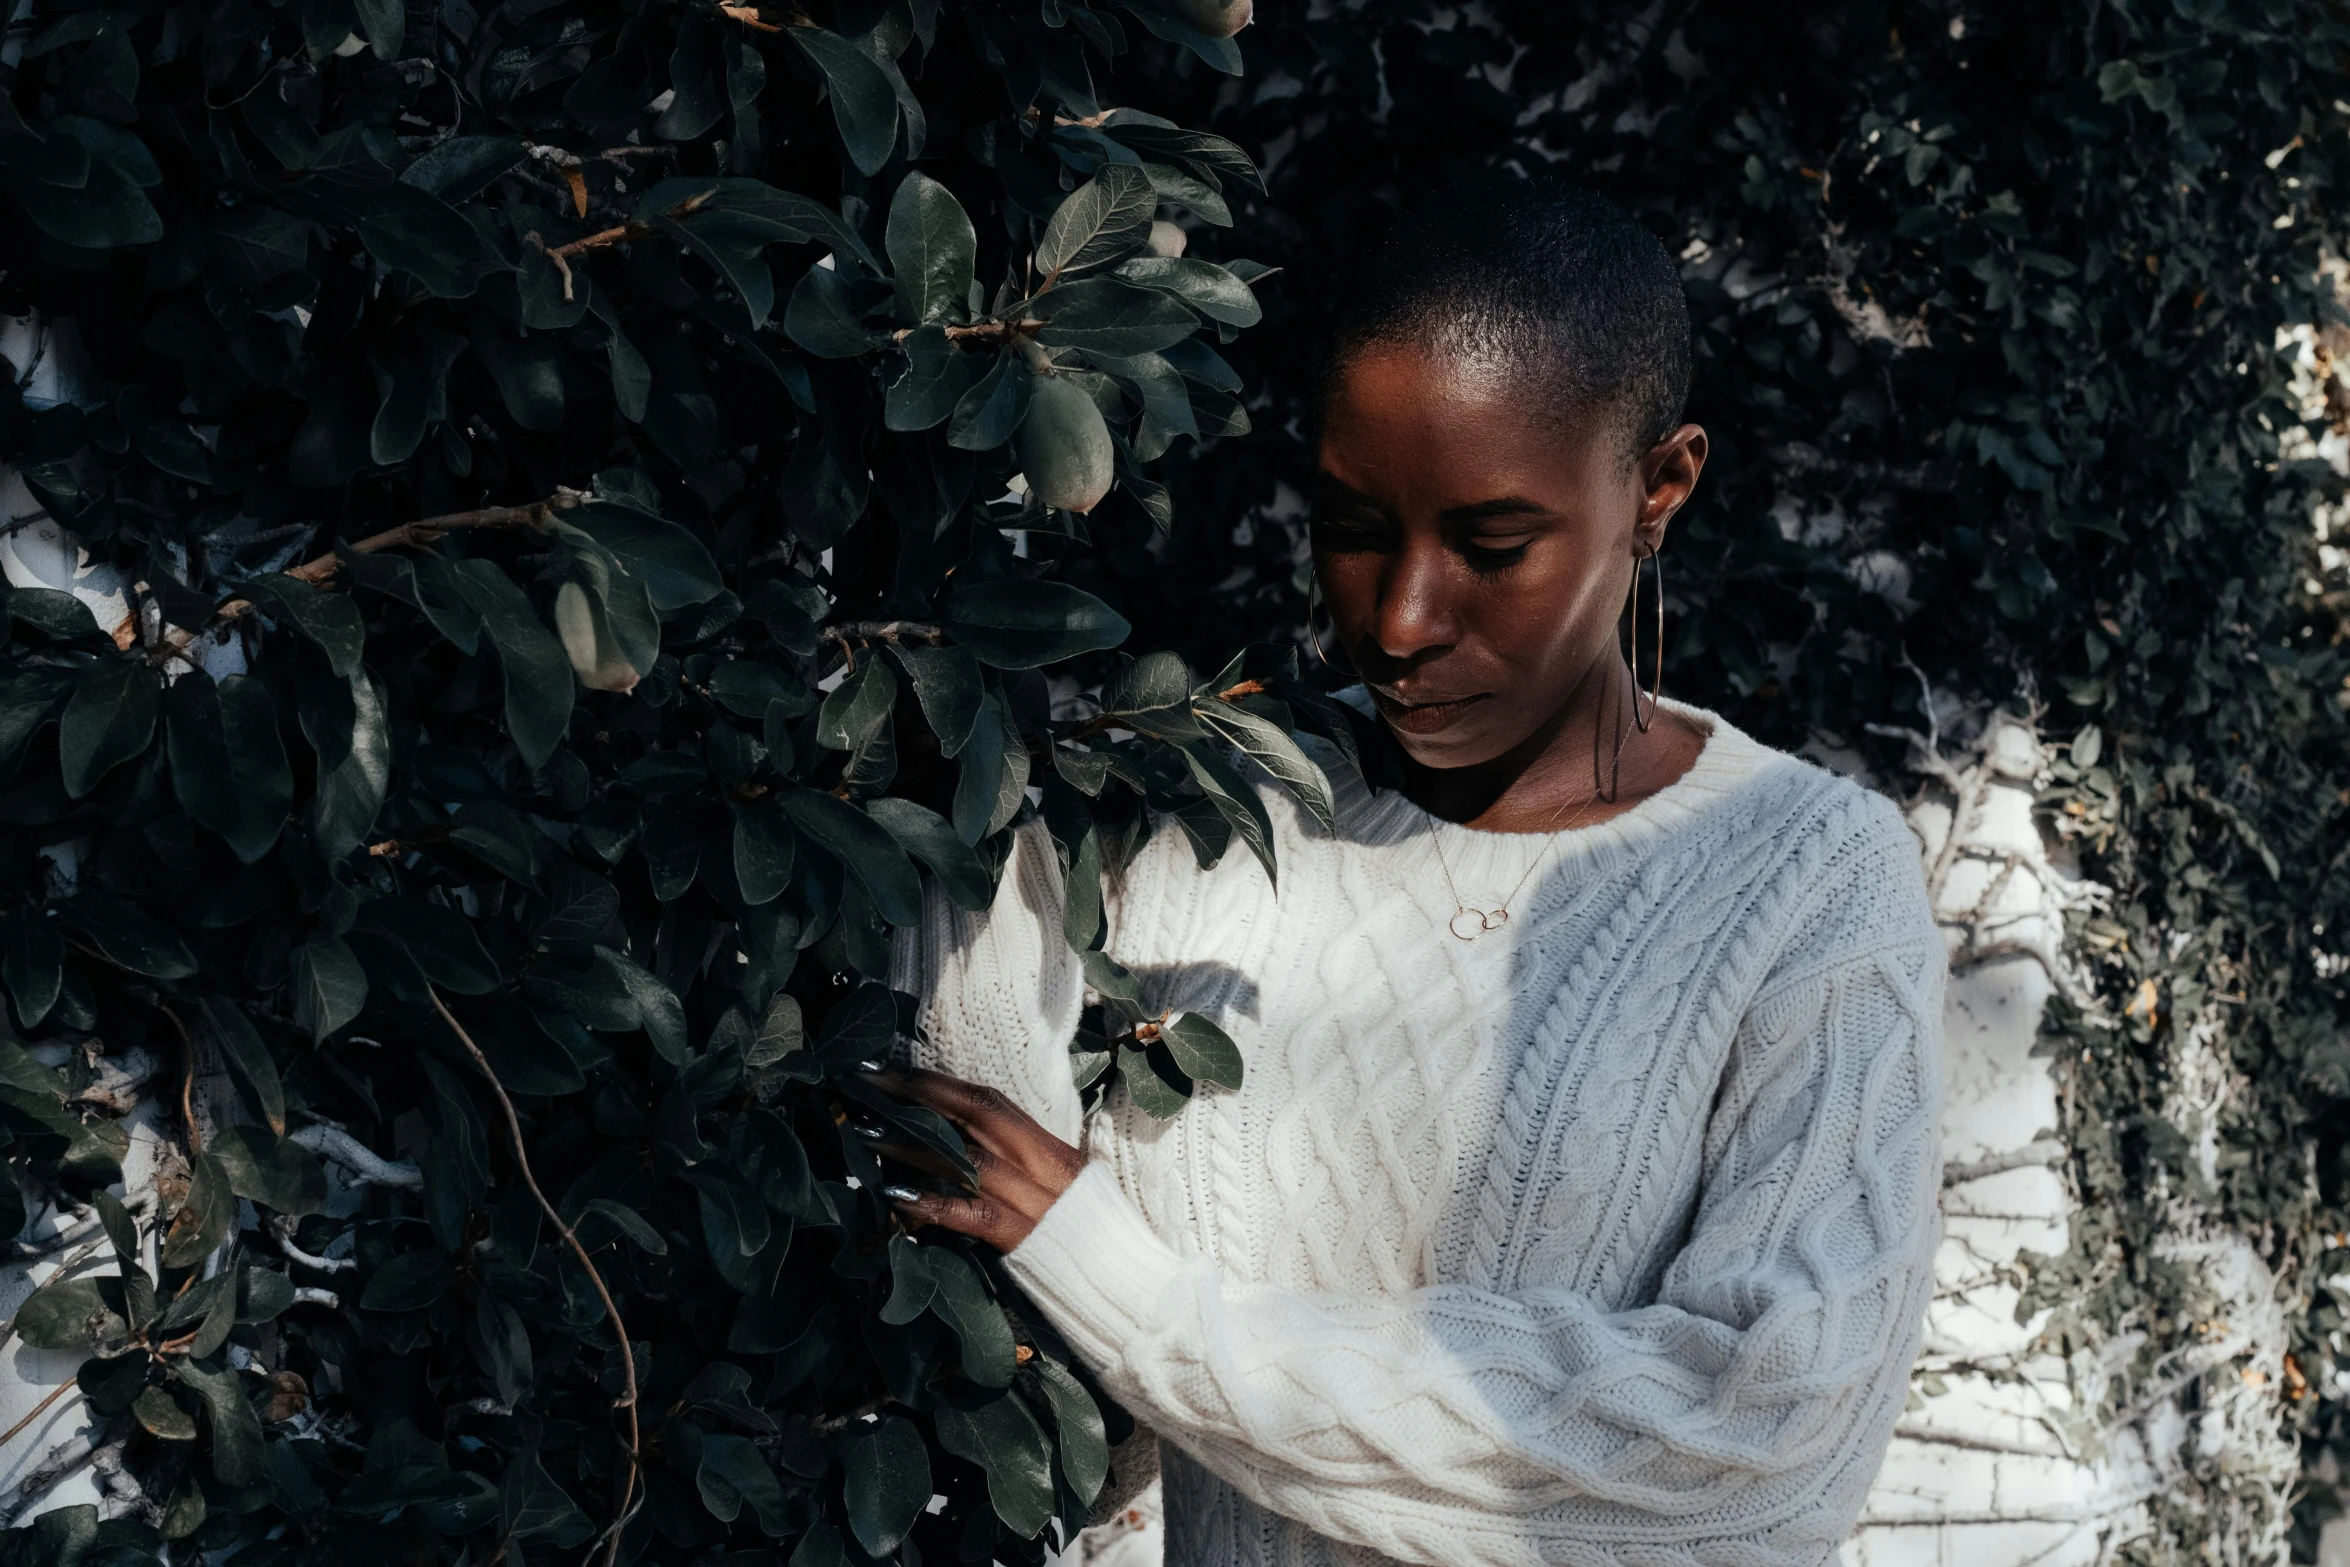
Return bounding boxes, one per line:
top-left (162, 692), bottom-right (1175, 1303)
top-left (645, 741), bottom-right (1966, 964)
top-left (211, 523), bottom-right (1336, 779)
top-left (890, 819), bottom-right (1087, 1145)
top-left (976, 824), bottom-right (1943, 1567)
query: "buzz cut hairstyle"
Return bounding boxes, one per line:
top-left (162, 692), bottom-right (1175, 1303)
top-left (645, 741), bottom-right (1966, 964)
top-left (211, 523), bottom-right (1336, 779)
top-left (1320, 175), bottom-right (1693, 465)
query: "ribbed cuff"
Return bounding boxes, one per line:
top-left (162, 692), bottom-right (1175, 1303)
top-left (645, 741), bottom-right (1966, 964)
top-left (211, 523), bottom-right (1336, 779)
top-left (1005, 1163), bottom-right (1189, 1374)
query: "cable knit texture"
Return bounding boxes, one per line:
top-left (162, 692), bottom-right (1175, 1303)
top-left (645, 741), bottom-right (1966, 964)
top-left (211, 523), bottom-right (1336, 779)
top-left (893, 701), bottom-right (1943, 1567)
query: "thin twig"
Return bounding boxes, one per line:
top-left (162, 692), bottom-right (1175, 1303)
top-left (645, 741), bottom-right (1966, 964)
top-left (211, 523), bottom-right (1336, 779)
top-left (428, 988), bottom-right (640, 1567)
top-left (158, 1003), bottom-right (201, 1158)
top-left (0, 1381), bottom-right (80, 1452)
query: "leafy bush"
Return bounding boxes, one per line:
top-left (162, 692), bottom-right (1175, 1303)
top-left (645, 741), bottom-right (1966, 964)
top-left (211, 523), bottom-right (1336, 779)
top-left (0, 0), bottom-right (1326, 1560)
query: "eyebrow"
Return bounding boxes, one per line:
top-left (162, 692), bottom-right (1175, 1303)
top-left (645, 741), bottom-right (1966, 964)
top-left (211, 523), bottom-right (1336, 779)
top-left (1438, 496), bottom-right (1553, 525)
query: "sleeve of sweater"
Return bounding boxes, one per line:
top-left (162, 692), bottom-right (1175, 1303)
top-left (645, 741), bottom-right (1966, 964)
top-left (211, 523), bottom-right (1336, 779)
top-left (890, 819), bottom-right (1088, 1146)
top-left (1001, 813), bottom-right (1945, 1567)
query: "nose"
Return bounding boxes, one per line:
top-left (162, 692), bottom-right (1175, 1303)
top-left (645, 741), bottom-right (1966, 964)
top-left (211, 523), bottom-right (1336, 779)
top-left (1363, 534), bottom-right (1458, 668)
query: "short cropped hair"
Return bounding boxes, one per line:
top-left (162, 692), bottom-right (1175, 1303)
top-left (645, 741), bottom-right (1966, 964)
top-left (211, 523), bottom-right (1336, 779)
top-left (1320, 177), bottom-right (1691, 464)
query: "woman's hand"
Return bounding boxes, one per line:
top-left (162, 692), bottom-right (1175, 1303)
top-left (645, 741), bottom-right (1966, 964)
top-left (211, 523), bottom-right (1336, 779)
top-left (859, 1065), bottom-right (1086, 1252)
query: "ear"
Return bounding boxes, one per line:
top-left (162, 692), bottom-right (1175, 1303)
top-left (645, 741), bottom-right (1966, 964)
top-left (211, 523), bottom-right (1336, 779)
top-left (1633, 424), bottom-right (1708, 552)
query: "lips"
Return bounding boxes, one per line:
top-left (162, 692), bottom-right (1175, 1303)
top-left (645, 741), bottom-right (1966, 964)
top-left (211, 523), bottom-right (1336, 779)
top-left (1369, 687), bottom-right (1489, 735)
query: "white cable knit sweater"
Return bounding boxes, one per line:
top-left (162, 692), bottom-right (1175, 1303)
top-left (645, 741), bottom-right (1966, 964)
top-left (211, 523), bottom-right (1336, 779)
top-left (896, 701), bottom-right (1944, 1567)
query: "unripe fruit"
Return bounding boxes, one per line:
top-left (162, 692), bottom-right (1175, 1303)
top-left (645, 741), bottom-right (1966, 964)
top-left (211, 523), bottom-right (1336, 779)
top-left (1168, 0), bottom-right (1252, 38)
top-left (1146, 220), bottom-right (1189, 258)
top-left (1018, 373), bottom-right (1115, 514)
top-left (555, 581), bottom-right (642, 693)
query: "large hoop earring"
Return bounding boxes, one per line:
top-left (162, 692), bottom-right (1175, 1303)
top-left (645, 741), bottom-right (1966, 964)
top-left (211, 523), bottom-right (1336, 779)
top-left (1306, 574), bottom-right (1343, 670)
top-left (1627, 546), bottom-right (1661, 735)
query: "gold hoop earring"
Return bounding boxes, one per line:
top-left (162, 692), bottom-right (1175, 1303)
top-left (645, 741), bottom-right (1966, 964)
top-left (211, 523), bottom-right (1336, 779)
top-left (1627, 547), bottom-right (1661, 735)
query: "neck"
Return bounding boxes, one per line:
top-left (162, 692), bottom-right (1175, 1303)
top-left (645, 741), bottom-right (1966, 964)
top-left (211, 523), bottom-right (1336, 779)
top-left (1396, 654), bottom-right (1658, 832)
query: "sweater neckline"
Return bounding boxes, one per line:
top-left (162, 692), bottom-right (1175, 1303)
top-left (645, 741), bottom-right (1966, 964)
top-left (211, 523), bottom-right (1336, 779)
top-left (1338, 695), bottom-right (1788, 888)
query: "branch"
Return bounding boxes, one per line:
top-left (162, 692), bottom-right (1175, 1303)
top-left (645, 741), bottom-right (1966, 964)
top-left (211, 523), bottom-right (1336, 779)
top-left (0, 1426), bottom-right (109, 1526)
top-left (1942, 1139), bottom-right (2067, 1186)
top-left (288, 1123), bottom-right (423, 1188)
top-left (269, 1213), bottom-right (356, 1274)
top-left (821, 619), bottom-right (944, 674)
top-left (428, 988), bottom-right (640, 1567)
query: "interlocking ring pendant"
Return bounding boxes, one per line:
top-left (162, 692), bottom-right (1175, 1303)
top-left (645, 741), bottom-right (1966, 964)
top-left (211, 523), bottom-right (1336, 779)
top-left (1448, 908), bottom-right (1508, 941)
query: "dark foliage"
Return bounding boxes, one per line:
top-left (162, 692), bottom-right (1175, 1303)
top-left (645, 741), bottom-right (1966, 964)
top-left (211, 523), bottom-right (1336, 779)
top-left (0, 0), bottom-right (1326, 1560)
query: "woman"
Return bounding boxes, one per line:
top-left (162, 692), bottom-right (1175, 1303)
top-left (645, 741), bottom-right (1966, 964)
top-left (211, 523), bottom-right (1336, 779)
top-left (874, 178), bottom-right (1944, 1567)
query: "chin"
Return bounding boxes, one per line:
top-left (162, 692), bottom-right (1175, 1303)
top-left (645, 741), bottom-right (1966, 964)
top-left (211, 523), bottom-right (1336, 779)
top-left (1379, 711), bottom-right (1517, 770)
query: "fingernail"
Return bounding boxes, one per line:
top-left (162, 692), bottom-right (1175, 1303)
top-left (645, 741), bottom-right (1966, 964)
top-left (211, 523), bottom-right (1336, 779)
top-left (851, 1119), bottom-right (888, 1140)
top-left (881, 1185), bottom-right (922, 1204)
top-left (857, 1058), bottom-right (889, 1074)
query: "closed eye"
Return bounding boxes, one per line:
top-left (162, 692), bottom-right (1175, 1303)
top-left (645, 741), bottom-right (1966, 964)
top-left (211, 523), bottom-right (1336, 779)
top-left (1462, 536), bottom-right (1534, 572)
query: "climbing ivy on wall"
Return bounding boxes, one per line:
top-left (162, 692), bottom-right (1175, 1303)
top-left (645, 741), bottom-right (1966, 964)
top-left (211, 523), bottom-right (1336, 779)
top-left (0, 0), bottom-right (1321, 1560)
top-left (1108, 0), bottom-right (2350, 1554)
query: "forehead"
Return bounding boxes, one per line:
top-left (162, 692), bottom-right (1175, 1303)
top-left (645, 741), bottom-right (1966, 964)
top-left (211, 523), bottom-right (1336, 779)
top-left (1316, 342), bottom-right (1624, 503)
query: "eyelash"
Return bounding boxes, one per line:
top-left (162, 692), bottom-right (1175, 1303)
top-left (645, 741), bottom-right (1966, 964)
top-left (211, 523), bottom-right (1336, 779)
top-left (1463, 539), bottom-right (1532, 573)
top-left (1312, 515), bottom-right (1533, 572)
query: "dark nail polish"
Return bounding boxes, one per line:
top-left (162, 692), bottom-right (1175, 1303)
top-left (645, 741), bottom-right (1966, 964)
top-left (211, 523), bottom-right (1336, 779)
top-left (857, 1058), bottom-right (889, 1074)
top-left (881, 1185), bottom-right (921, 1204)
top-left (851, 1119), bottom-right (888, 1140)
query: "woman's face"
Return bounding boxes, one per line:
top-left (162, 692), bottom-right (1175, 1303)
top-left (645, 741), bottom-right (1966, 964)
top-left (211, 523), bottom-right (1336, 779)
top-left (1312, 342), bottom-right (1707, 772)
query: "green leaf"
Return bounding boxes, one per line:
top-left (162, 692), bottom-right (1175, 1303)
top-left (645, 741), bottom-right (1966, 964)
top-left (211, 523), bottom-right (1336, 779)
top-left (201, 996), bottom-right (286, 1136)
top-left (209, 1124), bottom-right (326, 1217)
top-left (59, 658), bottom-right (158, 797)
top-left (697, 1432), bottom-right (791, 1535)
top-left (243, 575), bottom-right (364, 677)
top-left (1102, 121), bottom-right (1264, 192)
top-left (787, 26), bottom-right (900, 176)
top-left (839, 1415), bottom-right (930, 1557)
top-left (578, 1197), bottom-right (668, 1254)
top-left (935, 1392), bottom-right (1055, 1540)
top-left (784, 263), bottom-right (880, 359)
top-left (887, 642), bottom-right (984, 755)
top-left (776, 790), bottom-right (923, 927)
top-left (133, 1385), bottom-right (197, 1442)
top-left (290, 936), bottom-right (369, 1041)
top-left (1, 908), bottom-right (62, 1029)
top-left (453, 560), bottom-right (573, 770)
top-left (311, 671), bottom-right (391, 861)
top-left (399, 136), bottom-right (526, 201)
top-left (59, 892), bottom-right (196, 979)
top-left (946, 352), bottom-right (1034, 450)
top-left (12, 1275), bottom-right (127, 1350)
top-left (1197, 700), bottom-right (1337, 831)
top-left (944, 578), bottom-right (1131, 668)
top-left (13, 153), bottom-right (162, 247)
top-left (951, 694), bottom-right (1010, 845)
top-left (353, 898), bottom-right (500, 994)
top-left (817, 655), bottom-right (897, 750)
top-left (1035, 164), bottom-right (1157, 279)
top-left (160, 1152), bottom-right (235, 1268)
top-left (496, 1449), bottom-right (589, 1545)
top-left (1158, 1011), bottom-right (1243, 1090)
top-left (1033, 276), bottom-right (1204, 357)
top-left (886, 327), bottom-right (992, 431)
top-left (178, 1361), bottom-right (265, 1487)
top-left (572, 505), bottom-right (723, 613)
top-left (1034, 1356), bottom-right (1111, 1505)
top-left (167, 671), bottom-right (293, 864)
top-left (733, 801), bottom-right (797, 907)
top-left (1115, 1041), bottom-right (1191, 1118)
top-left (866, 797), bottom-right (992, 912)
top-left (887, 171), bottom-right (977, 326)
top-left (361, 1249), bottom-right (455, 1312)
top-left (1113, 255), bottom-right (1263, 326)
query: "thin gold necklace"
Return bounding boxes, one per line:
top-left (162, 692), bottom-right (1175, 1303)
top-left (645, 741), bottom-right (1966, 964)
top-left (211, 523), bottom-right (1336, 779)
top-left (1428, 786), bottom-right (1611, 941)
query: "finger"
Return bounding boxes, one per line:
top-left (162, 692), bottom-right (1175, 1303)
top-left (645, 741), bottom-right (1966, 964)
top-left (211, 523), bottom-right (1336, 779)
top-left (861, 1136), bottom-right (1059, 1220)
top-left (864, 1067), bottom-right (1085, 1184)
top-left (881, 1183), bottom-right (1032, 1252)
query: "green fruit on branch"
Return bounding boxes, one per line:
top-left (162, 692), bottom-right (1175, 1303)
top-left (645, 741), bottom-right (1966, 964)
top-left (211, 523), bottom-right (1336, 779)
top-left (1170, 0), bottom-right (1252, 37)
top-left (1019, 373), bottom-right (1116, 513)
